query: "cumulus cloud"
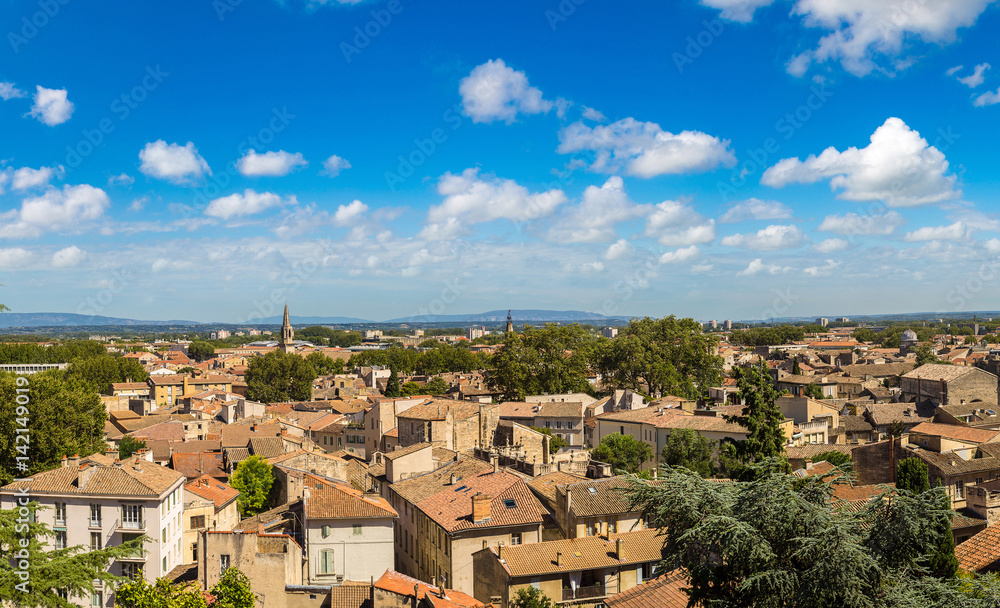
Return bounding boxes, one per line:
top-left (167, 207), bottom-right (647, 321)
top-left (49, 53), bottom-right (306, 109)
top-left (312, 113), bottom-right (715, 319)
top-left (787, 0), bottom-right (994, 77)
top-left (421, 168), bottom-right (566, 239)
top-left (719, 198), bottom-right (793, 223)
top-left (557, 118), bottom-right (736, 177)
top-left (642, 200), bottom-right (716, 246)
top-left (818, 210), bottom-right (905, 235)
top-left (956, 63), bottom-right (991, 87)
top-left (0, 184), bottom-right (110, 238)
top-left (459, 59), bottom-right (556, 124)
top-left (322, 155), bottom-right (351, 176)
top-left (814, 238), bottom-right (849, 253)
top-left (659, 245), bottom-right (700, 264)
top-left (974, 87), bottom-right (1000, 107)
top-left (903, 221), bottom-right (976, 242)
top-left (581, 106), bottom-right (605, 121)
top-left (12, 166), bottom-right (58, 191)
top-left (237, 150), bottom-right (307, 177)
top-left (108, 173), bottom-right (134, 187)
top-left (204, 189), bottom-right (293, 220)
top-left (333, 200), bottom-right (368, 226)
top-left (0, 248), bottom-right (32, 269)
top-left (738, 258), bottom-right (790, 276)
top-left (139, 140), bottom-right (211, 184)
top-left (721, 224), bottom-right (805, 250)
top-left (0, 82), bottom-right (25, 101)
top-left (51, 245), bottom-right (86, 268)
top-left (700, 0), bottom-right (775, 22)
top-left (548, 177), bottom-right (650, 243)
top-left (804, 259), bottom-right (841, 277)
top-left (604, 239), bottom-right (633, 261)
top-left (28, 86), bottom-right (74, 125)
top-left (761, 118), bottom-right (959, 206)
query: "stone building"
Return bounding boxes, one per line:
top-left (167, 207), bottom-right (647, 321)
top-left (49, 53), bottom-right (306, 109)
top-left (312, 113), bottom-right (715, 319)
top-left (900, 364), bottom-right (999, 406)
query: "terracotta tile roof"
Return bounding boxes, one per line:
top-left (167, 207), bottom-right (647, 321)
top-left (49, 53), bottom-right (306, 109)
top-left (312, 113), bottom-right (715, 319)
top-left (1, 456), bottom-right (184, 497)
top-left (185, 475), bottom-right (239, 508)
top-left (384, 427), bottom-right (399, 438)
top-left (953, 510), bottom-right (987, 531)
top-left (864, 403), bottom-right (935, 426)
top-left (561, 476), bottom-right (650, 517)
top-left (903, 364), bottom-right (985, 382)
top-left (249, 436), bottom-right (286, 459)
top-left (373, 570), bottom-right (482, 607)
top-left (235, 500), bottom-right (301, 532)
top-left (526, 471), bottom-right (586, 507)
top-left (148, 374), bottom-right (233, 385)
top-left (221, 422), bottom-right (282, 448)
top-left (171, 440), bottom-right (223, 454)
top-left (172, 452), bottom-right (226, 480)
top-left (112, 382), bottom-right (149, 390)
top-left (785, 444), bottom-right (856, 460)
top-left (417, 469), bottom-right (545, 533)
top-left (908, 422), bottom-right (1000, 444)
top-left (606, 569), bottom-right (689, 608)
top-left (304, 476), bottom-right (397, 519)
top-left (596, 406), bottom-right (749, 434)
top-left (329, 581), bottom-right (372, 608)
top-left (391, 458), bottom-right (493, 505)
top-left (396, 399), bottom-right (482, 422)
top-left (841, 415), bottom-right (874, 432)
top-left (384, 442), bottom-right (434, 460)
top-left (906, 447), bottom-right (1000, 476)
top-left (498, 402), bottom-right (537, 419)
top-left (535, 402), bottom-right (584, 419)
top-left (130, 421), bottom-right (187, 442)
top-left (956, 523), bottom-right (1000, 573)
top-left (493, 528), bottom-right (665, 577)
top-left (840, 362), bottom-right (915, 378)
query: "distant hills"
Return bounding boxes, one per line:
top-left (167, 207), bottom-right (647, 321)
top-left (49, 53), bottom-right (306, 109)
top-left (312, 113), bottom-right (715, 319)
top-left (0, 312), bottom-right (200, 328)
top-left (385, 309), bottom-right (631, 324)
top-left (249, 315), bottom-right (371, 325)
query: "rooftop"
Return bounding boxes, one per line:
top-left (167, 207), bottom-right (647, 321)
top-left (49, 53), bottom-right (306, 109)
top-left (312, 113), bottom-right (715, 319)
top-left (489, 528), bottom-right (664, 577)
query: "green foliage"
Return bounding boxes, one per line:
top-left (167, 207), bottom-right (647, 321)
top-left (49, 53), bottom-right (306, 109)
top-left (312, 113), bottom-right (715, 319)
top-left (209, 568), bottom-right (256, 608)
top-left (897, 458), bottom-right (931, 494)
top-left (422, 376), bottom-right (449, 395)
top-left (509, 586), bottom-right (556, 608)
top-left (418, 339), bottom-right (440, 348)
top-left (187, 341), bottom-right (215, 362)
top-left (296, 326), bottom-right (363, 348)
top-left (804, 382), bottom-right (825, 400)
top-left (384, 368), bottom-right (400, 398)
top-left (244, 350), bottom-right (316, 403)
top-left (852, 327), bottom-right (879, 343)
top-left (623, 461), bottom-right (969, 608)
top-left (304, 351), bottom-right (344, 375)
top-left (591, 433), bottom-right (654, 474)
top-left (115, 576), bottom-right (208, 608)
top-left (118, 434), bottom-right (146, 459)
top-left (65, 355), bottom-right (149, 394)
top-left (812, 450), bottom-right (853, 470)
top-left (916, 344), bottom-right (945, 368)
top-left (531, 426), bottom-right (569, 453)
top-left (791, 358), bottom-right (801, 375)
top-left (724, 362), bottom-right (788, 477)
top-left (0, 503), bottom-right (147, 607)
top-left (487, 324), bottom-right (597, 402)
top-left (348, 343), bottom-right (486, 376)
top-left (229, 455), bottom-right (274, 518)
top-left (661, 428), bottom-right (716, 478)
top-left (729, 325), bottom-right (805, 347)
top-left (400, 381), bottom-right (423, 397)
top-left (0, 371), bottom-right (108, 485)
top-left (593, 316), bottom-right (722, 400)
top-left (0, 340), bottom-right (105, 364)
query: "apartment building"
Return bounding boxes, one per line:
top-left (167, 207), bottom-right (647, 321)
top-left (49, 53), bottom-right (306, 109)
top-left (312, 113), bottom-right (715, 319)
top-left (183, 474), bottom-right (240, 564)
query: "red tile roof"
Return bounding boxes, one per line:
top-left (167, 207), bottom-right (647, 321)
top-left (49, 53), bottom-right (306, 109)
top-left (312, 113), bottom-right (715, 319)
top-left (304, 475), bottom-right (397, 520)
top-left (185, 474), bottom-right (239, 508)
top-left (606, 569), bottom-right (689, 608)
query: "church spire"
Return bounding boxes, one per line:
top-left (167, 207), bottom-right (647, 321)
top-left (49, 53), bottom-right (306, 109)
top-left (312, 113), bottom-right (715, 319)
top-left (506, 310), bottom-right (513, 333)
top-left (280, 304), bottom-right (294, 353)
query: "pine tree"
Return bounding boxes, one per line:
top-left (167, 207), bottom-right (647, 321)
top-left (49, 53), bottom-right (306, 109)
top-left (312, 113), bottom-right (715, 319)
top-left (724, 361), bottom-right (787, 476)
top-left (384, 368), bottom-right (400, 398)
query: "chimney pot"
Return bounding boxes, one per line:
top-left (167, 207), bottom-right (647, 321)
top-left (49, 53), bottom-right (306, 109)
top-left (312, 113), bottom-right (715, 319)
top-left (556, 551), bottom-right (563, 567)
top-left (616, 537), bottom-right (624, 560)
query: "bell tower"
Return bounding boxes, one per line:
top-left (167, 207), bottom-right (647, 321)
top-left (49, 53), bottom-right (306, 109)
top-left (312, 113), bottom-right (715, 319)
top-left (279, 304), bottom-right (295, 354)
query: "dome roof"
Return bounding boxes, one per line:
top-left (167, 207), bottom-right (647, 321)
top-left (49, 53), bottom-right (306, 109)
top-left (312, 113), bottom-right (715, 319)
top-left (901, 329), bottom-right (918, 341)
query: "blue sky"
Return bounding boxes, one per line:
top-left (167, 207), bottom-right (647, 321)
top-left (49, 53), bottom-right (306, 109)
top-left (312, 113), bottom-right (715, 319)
top-left (2, 0), bottom-right (1000, 323)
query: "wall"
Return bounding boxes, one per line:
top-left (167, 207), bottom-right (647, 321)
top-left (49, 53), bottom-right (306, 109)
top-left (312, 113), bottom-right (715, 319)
top-left (306, 517), bottom-right (394, 583)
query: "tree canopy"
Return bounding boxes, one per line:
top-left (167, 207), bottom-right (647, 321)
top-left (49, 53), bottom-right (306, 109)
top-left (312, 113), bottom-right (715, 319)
top-left (118, 435), bottom-right (146, 459)
top-left (244, 350), bottom-right (316, 403)
top-left (590, 433), bottom-right (654, 475)
top-left (64, 354), bottom-right (148, 394)
top-left (486, 324), bottom-right (597, 402)
top-left (187, 341), bottom-right (215, 362)
top-left (509, 587), bottom-right (556, 608)
top-left (230, 455), bottom-right (274, 517)
top-left (661, 428), bottom-right (717, 478)
top-left (724, 361), bottom-right (787, 477)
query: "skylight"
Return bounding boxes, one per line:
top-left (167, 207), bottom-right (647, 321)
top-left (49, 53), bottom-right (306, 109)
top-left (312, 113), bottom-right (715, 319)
top-left (503, 499), bottom-right (516, 508)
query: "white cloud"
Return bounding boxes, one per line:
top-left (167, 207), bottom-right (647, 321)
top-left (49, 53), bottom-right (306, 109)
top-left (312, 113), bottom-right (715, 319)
top-left (129, 196), bottom-right (147, 212)
top-left (557, 118), bottom-right (736, 177)
top-left (957, 63), bottom-right (991, 87)
top-left (20, 185), bottom-right (109, 229)
top-left (642, 200), bottom-right (716, 246)
top-left (761, 118), bottom-right (959, 206)
top-left (333, 200), bottom-right (368, 226)
top-left (946, 65), bottom-right (964, 77)
top-left (974, 87), bottom-right (1000, 107)
top-left (659, 245), bottom-right (700, 264)
top-left (421, 168), bottom-right (566, 239)
top-left (818, 211), bottom-right (905, 235)
top-left (139, 140), bottom-right (211, 184)
top-left (738, 258), bottom-right (790, 276)
top-left (417, 217), bottom-right (467, 241)
top-left (604, 239), bottom-right (633, 261)
top-left (0, 82), bottom-right (25, 101)
top-left (51, 245), bottom-right (86, 268)
top-left (804, 259), bottom-right (841, 277)
top-left (581, 106), bottom-right (605, 121)
top-left (12, 166), bottom-right (57, 191)
top-left (237, 150), bottom-right (307, 177)
top-left (721, 224), bottom-right (804, 250)
top-left (719, 198), bottom-right (793, 223)
top-left (903, 221), bottom-right (976, 242)
top-left (788, 0), bottom-right (994, 77)
top-left (548, 177), bottom-right (650, 243)
top-left (0, 248), bottom-right (32, 269)
top-left (322, 155), bottom-right (351, 177)
top-left (28, 86), bottom-right (74, 125)
top-left (700, 0), bottom-right (775, 22)
top-left (691, 263), bottom-right (714, 273)
top-left (204, 189), bottom-right (292, 220)
top-left (574, 261), bottom-right (605, 273)
top-left (108, 173), bottom-right (134, 187)
top-left (459, 59), bottom-right (555, 124)
top-left (814, 238), bottom-right (849, 253)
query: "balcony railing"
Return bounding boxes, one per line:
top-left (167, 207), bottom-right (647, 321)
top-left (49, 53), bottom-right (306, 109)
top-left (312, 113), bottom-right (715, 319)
top-left (90, 518), bottom-right (102, 528)
top-left (120, 520), bottom-right (144, 531)
top-left (562, 585), bottom-right (606, 601)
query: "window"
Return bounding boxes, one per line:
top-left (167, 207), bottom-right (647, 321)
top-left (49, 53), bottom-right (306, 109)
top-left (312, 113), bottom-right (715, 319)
top-left (162, 528), bottom-right (167, 543)
top-left (122, 562), bottom-right (143, 579)
top-left (54, 502), bottom-right (67, 526)
top-left (91, 592), bottom-right (102, 607)
top-left (511, 532), bottom-right (521, 545)
top-left (220, 554), bottom-right (230, 574)
top-left (586, 521), bottom-right (596, 536)
top-left (323, 436), bottom-right (328, 445)
top-left (353, 524), bottom-right (363, 536)
top-left (122, 504), bottom-right (143, 529)
top-left (191, 515), bottom-right (206, 529)
top-left (91, 532), bottom-right (101, 550)
top-left (608, 519), bottom-right (617, 534)
top-left (620, 426), bottom-right (625, 435)
top-left (956, 481), bottom-right (965, 499)
top-left (319, 549), bottom-right (334, 574)
top-left (977, 477), bottom-right (985, 485)
top-left (162, 556), bottom-right (167, 572)
top-left (545, 421), bottom-right (551, 428)
top-left (90, 504), bottom-right (101, 527)
top-left (503, 499), bottom-right (517, 508)
top-left (192, 542), bottom-right (198, 562)
top-left (556, 421), bottom-right (563, 429)
top-left (55, 531), bottom-right (67, 550)
top-left (322, 525), bottom-right (331, 538)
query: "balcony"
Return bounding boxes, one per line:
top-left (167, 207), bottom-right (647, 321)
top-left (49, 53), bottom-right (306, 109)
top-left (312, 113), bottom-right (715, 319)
top-left (562, 585), bottom-right (606, 601)
top-left (119, 520), bottom-right (145, 531)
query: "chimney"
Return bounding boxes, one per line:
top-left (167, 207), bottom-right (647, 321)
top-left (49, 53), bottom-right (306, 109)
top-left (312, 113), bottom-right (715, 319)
top-left (105, 448), bottom-right (119, 461)
top-left (78, 465), bottom-right (95, 489)
top-left (200, 477), bottom-right (210, 486)
top-left (556, 551), bottom-right (563, 567)
top-left (450, 473), bottom-right (457, 486)
top-left (492, 456), bottom-right (499, 474)
top-left (472, 493), bottom-right (492, 523)
top-left (804, 458), bottom-right (813, 470)
top-left (498, 544), bottom-right (503, 560)
top-left (565, 488), bottom-right (573, 517)
top-left (67, 454), bottom-right (81, 469)
top-left (413, 584), bottom-right (420, 607)
top-left (60, 455), bottom-right (68, 468)
top-left (616, 537), bottom-right (624, 560)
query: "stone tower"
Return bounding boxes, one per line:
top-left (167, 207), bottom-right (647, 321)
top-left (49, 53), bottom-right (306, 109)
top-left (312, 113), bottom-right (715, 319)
top-left (279, 304), bottom-right (295, 354)
top-left (506, 310), bottom-right (513, 333)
